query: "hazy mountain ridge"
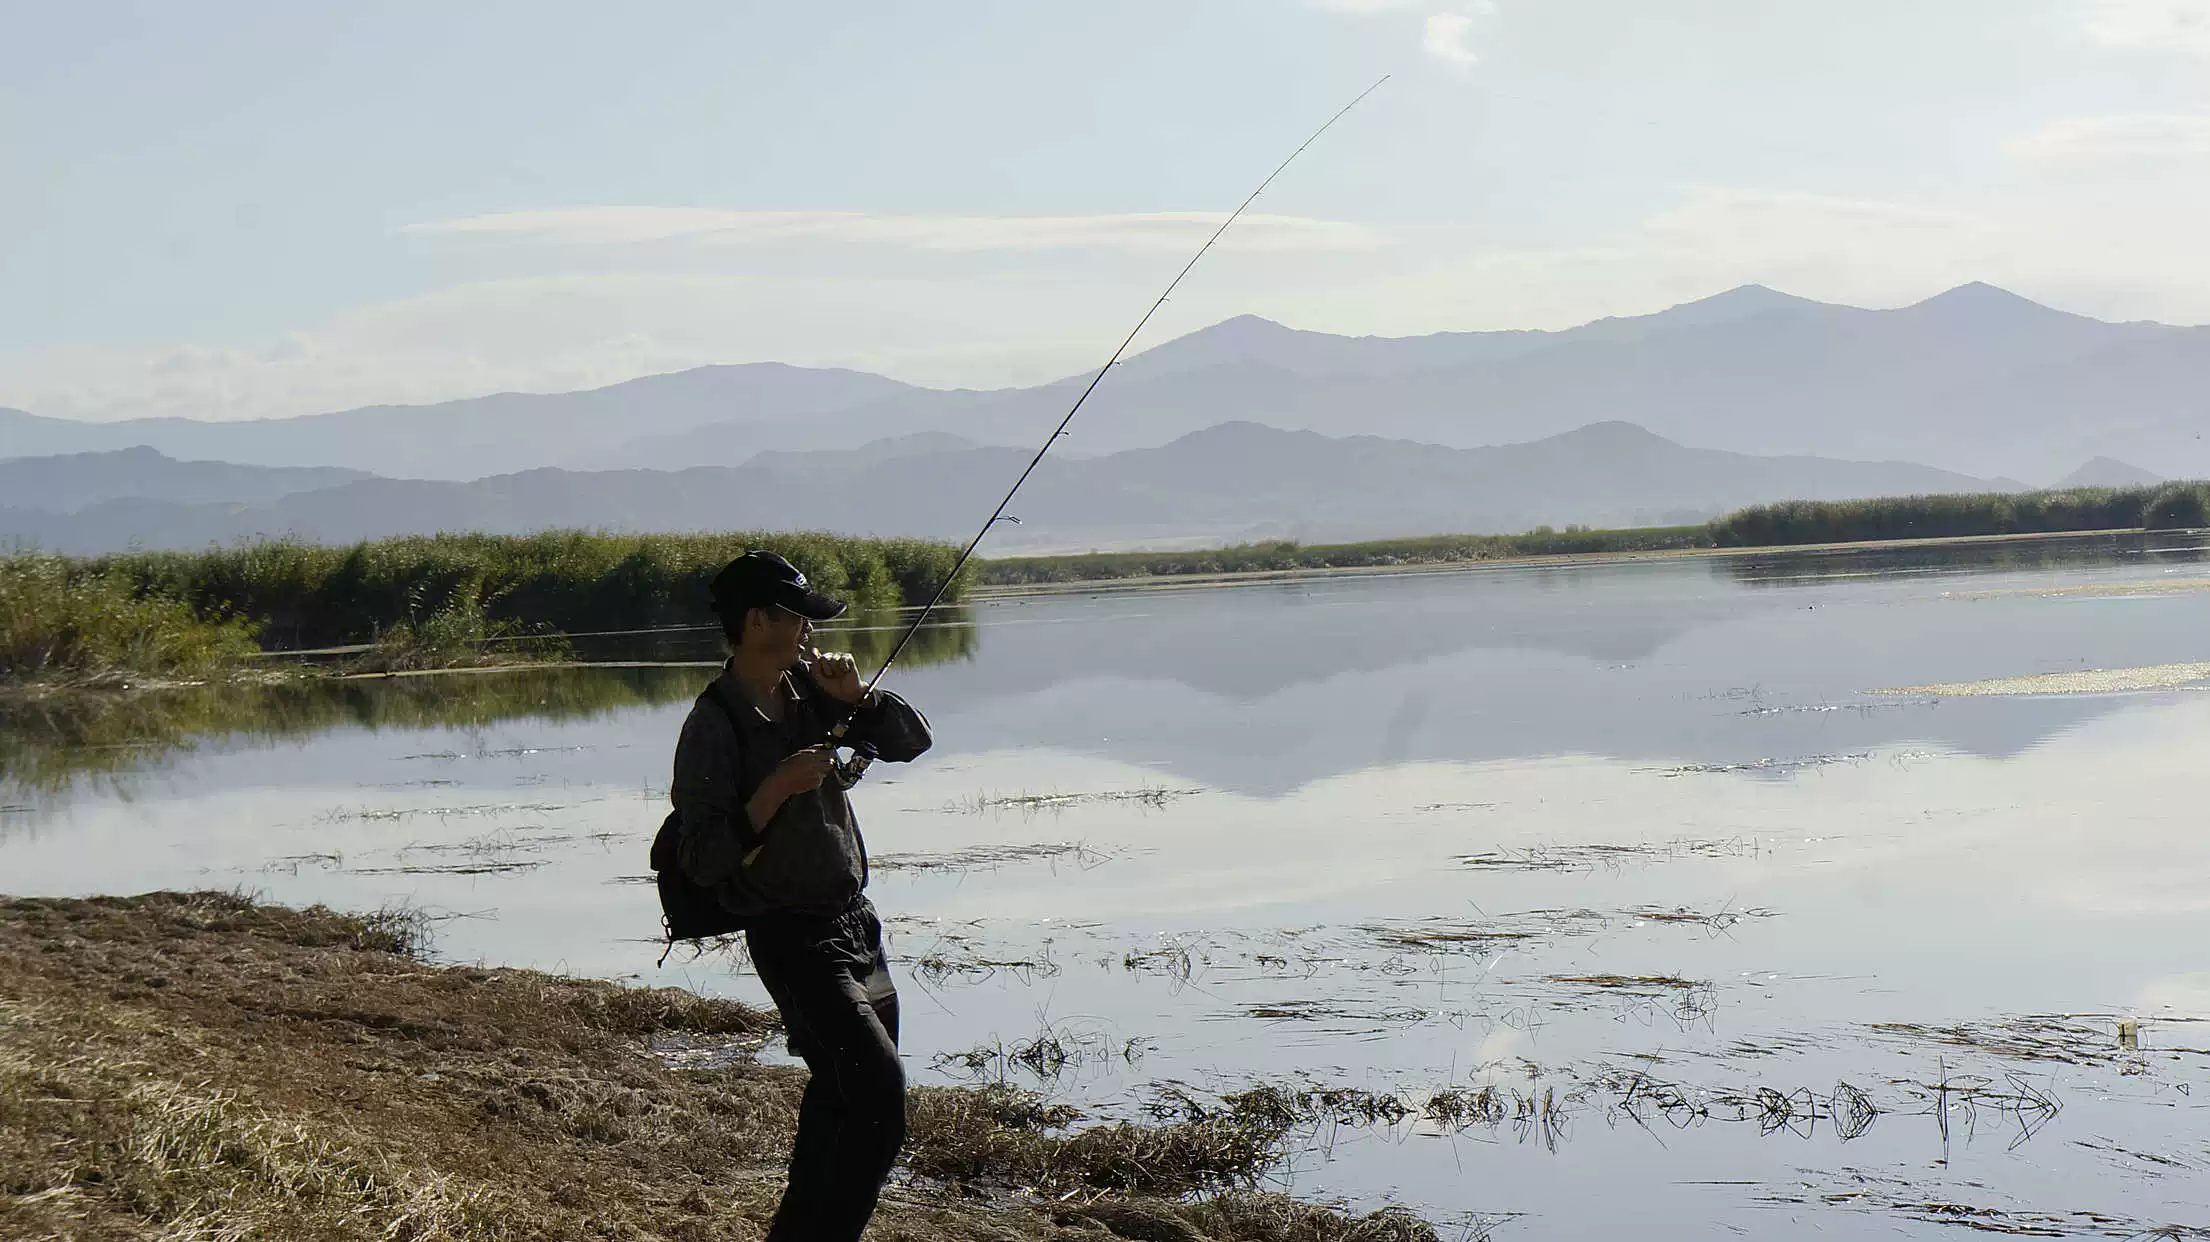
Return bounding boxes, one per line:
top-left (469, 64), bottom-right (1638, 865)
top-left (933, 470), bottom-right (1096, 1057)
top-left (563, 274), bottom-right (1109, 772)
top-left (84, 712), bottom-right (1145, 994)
top-left (0, 364), bottom-right (920, 481)
top-left (0, 421), bottom-right (2007, 555)
top-left (2054, 456), bottom-right (2160, 488)
top-left (553, 282), bottom-right (2210, 481)
top-left (6, 282), bottom-right (2204, 486)
top-left (0, 447), bottom-right (374, 514)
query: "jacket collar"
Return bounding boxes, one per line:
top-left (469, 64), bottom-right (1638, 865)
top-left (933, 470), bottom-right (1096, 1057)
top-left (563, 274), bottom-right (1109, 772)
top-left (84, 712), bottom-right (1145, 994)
top-left (716, 661), bottom-right (816, 727)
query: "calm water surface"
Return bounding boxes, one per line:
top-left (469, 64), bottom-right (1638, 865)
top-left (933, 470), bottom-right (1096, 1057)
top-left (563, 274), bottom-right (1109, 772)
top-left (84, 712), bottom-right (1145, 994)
top-left (8, 534), bottom-right (2210, 1237)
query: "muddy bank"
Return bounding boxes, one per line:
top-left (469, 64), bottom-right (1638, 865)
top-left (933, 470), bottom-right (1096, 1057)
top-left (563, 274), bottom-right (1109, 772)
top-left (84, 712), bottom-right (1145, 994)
top-left (0, 891), bottom-right (1436, 1242)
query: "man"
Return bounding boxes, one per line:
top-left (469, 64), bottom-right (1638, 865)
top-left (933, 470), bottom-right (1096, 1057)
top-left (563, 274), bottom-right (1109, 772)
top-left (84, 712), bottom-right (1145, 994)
top-left (668, 550), bottom-right (932, 1242)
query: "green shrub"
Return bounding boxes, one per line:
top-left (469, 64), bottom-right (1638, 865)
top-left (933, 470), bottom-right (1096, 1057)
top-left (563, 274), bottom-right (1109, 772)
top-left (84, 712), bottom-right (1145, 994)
top-left (7, 530), bottom-right (972, 680)
top-left (2143, 483), bottom-right (2210, 530)
top-left (1706, 484), bottom-right (2194, 547)
top-left (0, 555), bottom-right (259, 683)
top-left (93, 531), bottom-right (967, 651)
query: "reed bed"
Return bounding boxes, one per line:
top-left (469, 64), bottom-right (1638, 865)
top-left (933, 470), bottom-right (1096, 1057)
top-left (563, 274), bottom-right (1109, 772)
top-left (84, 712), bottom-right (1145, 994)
top-left (983, 482), bottom-right (2210, 588)
top-left (0, 554), bottom-right (258, 685)
top-left (91, 530), bottom-right (966, 650)
top-left (1709, 481), bottom-right (2210, 547)
top-left (3, 530), bottom-right (966, 683)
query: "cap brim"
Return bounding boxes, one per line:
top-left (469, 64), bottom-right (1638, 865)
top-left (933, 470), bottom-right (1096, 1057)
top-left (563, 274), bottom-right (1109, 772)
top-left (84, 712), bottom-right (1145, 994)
top-left (782, 588), bottom-right (847, 621)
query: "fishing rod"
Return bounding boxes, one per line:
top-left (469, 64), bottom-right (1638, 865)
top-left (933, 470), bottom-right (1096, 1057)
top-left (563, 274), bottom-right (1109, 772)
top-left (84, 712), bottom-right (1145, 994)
top-left (822, 76), bottom-right (1388, 782)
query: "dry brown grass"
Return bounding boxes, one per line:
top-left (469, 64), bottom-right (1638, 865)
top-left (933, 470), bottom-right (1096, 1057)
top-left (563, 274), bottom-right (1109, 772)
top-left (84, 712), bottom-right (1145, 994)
top-left (0, 891), bottom-right (1440, 1242)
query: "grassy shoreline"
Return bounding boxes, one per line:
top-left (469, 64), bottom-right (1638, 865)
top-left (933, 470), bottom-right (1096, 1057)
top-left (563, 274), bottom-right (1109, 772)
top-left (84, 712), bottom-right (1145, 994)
top-left (974, 480), bottom-right (2210, 590)
top-left (9, 477), bottom-right (2208, 687)
top-left (972, 524), bottom-right (2197, 597)
top-left (0, 891), bottom-right (1439, 1241)
top-left (2, 532), bottom-right (969, 690)
top-left (972, 526), bottom-right (1711, 588)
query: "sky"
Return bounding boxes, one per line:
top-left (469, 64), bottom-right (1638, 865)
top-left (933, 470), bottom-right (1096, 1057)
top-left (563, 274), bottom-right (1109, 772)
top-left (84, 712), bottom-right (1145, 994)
top-left (6, 0), bottom-right (2210, 422)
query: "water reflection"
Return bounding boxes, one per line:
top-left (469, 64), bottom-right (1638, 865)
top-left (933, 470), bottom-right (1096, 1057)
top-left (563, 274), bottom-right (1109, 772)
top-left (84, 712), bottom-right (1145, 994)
top-left (560, 605), bottom-right (977, 668)
top-left (0, 668), bottom-right (701, 800)
top-left (2, 608), bottom-right (974, 802)
top-left (7, 540), bottom-right (2210, 1237)
top-left (14, 535), bottom-right (2210, 803)
top-left (902, 537), bottom-right (2210, 794)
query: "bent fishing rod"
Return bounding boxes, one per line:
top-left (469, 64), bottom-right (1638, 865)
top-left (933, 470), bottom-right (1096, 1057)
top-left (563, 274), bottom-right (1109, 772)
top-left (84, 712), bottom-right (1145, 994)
top-left (819, 76), bottom-right (1389, 781)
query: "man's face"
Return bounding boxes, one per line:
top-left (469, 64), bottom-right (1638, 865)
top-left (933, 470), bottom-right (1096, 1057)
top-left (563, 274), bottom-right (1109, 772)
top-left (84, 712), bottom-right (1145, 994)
top-left (747, 602), bottom-right (813, 664)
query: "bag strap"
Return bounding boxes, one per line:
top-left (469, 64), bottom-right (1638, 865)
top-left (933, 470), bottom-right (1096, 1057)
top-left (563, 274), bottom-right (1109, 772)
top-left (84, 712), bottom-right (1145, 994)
top-left (700, 679), bottom-right (745, 734)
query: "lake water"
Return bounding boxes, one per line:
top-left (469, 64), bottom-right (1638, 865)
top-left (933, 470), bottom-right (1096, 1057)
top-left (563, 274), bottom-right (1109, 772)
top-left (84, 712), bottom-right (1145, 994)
top-left (9, 533), bottom-right (2210, 1237)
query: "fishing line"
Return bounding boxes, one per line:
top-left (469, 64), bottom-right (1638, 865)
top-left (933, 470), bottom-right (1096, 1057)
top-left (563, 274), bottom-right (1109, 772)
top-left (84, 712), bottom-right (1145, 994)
top-left (831, 75), bottom-right (1390, 766)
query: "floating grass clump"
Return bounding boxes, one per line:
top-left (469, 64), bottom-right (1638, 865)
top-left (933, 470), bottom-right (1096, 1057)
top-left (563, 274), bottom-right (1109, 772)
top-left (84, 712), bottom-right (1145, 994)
top-left (903, 1082), bottom-right (1303, 1196)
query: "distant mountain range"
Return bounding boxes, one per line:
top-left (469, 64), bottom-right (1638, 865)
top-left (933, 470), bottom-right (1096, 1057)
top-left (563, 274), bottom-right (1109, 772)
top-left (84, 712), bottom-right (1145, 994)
top-left (0, 422), bottom-right (2011, 554)
top-left (0, 363), bottom-right (912, 482)
top-left (1, 282), bottom-right (2196, 554)
top-left (5, 282), bottom-right (2207, 486)
top-left (2053, 455), bottom-right (2162, 488)
top-left (0, 446), bottom-right (373, 514)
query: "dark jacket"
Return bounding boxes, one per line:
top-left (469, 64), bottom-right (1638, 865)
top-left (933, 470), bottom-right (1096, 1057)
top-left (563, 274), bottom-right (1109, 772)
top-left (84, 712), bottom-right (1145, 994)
top-left (669, 663), bottom-right (931, 920)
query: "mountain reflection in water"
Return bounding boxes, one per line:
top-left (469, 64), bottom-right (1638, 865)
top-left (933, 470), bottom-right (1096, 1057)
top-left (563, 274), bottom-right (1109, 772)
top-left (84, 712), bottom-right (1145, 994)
top-left (8, 532), bottom-right (2210, 804)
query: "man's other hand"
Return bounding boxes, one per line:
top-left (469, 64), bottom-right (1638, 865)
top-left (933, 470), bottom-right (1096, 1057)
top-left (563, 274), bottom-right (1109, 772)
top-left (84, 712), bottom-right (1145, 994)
top-left (768, 746), bottom-right (836, 798)
top-left (806, 649), bottom-right (866, 703)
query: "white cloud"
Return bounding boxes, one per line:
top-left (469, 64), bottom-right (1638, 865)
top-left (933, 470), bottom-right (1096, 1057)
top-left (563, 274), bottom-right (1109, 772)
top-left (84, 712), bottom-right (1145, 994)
top-left (404, 208), bottom-right (1384, 253)
top-left (17, 179), bottom-right (2210, 424)
top-left (0, 269), bottom-right (1216, 421)
top-left (1313, 0), bottom-right (1494, 68)
top-left (2008, 114), bottom-right (2210, 164)
top-left (2083, 0), bottom-right (2210, 53)
top-left (1291, 188), bottom-right (2016, 337)
top-left (1264, 181), bottom-right (2210, 338)
top-left (1640, 188), bottom-right (1987, 258)
top-left (1422, 12), bottom-right (1481, 67)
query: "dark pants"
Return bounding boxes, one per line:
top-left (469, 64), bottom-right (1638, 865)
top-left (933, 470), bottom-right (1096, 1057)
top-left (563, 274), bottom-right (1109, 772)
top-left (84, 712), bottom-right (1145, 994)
top-left (745, 897), bottom-right (904, 1242)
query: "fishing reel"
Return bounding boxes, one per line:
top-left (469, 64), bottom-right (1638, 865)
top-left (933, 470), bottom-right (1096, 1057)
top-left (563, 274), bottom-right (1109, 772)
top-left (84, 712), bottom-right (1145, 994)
top-left (828, 741), bottom-right (878, 790)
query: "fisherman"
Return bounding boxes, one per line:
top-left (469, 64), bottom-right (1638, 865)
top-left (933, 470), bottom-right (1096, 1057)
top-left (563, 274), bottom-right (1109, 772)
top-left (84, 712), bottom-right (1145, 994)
top-left (666, 550), bottom-right (931, 1242)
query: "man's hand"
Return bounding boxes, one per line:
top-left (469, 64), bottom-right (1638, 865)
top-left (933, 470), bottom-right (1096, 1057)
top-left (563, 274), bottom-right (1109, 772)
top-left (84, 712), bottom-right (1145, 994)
top-left (744, 745), bottom-right (837, 842)
top-left (766, 745), bottom-right (837, 799)
top-left (805, 648), bottom-right (866, 704)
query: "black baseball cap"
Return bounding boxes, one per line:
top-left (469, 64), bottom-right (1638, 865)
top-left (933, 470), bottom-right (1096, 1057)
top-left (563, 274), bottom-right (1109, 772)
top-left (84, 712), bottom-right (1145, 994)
top-left (708, 551), bottom-right (848, 623)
